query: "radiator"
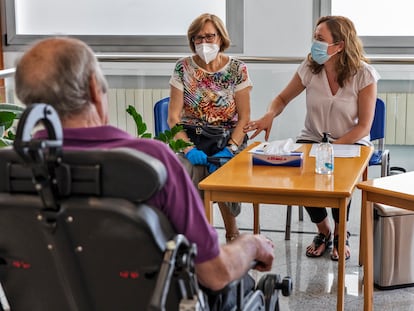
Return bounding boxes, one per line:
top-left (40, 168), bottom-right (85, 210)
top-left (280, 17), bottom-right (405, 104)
top-left (378, 93), bottom-right (414, 145)
top-left (107, 88), bottom-right (169, 137)
top-left (107, 89), bottom-right (413, 145)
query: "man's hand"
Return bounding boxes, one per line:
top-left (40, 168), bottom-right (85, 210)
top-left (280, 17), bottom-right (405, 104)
top-left (252, 235), bottom-right (275, 272)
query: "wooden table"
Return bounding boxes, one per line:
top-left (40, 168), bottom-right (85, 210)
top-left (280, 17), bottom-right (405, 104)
top-left (357, 171), bottom-right (414, 311)
top-left (199, 142), bottom-right (373, 311)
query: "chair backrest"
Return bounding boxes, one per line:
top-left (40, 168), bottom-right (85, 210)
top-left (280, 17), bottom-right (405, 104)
top-left (0, 104), bottom-right (198, 311)
top-left (370, 98), bottom-right (386, 148)
top-left (153, 97), bottom-right (170, 136)
top-left (368, 98), bottom-right (391, 177)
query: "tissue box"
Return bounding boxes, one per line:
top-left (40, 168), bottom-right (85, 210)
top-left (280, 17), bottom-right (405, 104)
top-left (252, 152), bottom-right (303, 167)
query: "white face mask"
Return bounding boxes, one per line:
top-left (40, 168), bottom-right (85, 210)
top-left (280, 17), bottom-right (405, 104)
top-left (195, 43), bottom-right (220, 64)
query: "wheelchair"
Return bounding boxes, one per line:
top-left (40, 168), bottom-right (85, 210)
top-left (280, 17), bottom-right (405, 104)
top-left (0, 103), bottom-right (292, 311)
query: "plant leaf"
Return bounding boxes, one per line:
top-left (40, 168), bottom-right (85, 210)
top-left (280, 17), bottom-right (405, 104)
top-left (162, 129), bottom-right (174, 140)
top-left (0, 103), bottom-right (24, 114)
top-left (126, 105), bottom-right (152, 138)
top-left (155, 132), bottom-right (168, 143)
top-left (126, 107), bottom-right (192, 153)
top-left (0, 111), bottom-right (16, 130)
top-left (6, 131), bottom-right (15, 140)
top-left (170, 124), bottom-right (184, 137)
top-left (0, 137), bottom-right (13, 147)
top-left (171, 139), bottom-right (193, 153)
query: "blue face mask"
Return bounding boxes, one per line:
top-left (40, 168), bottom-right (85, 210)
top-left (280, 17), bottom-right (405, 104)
top-left (311, 40), bottom-right (337, 65)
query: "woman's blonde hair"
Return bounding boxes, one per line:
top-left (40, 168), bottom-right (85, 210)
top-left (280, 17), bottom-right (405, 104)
top-left (308, 15), bottom-right (368, 87)
top-left (187, 13), bottom-right (231, 53)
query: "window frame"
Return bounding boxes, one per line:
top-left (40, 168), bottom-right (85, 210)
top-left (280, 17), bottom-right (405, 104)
top-left (317, 0), bottom-right (414, 54)
top-left (1, 0), bottom-right (244, 53)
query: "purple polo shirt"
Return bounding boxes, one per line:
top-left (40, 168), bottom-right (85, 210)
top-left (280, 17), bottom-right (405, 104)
top-left (36, 125), bottom-right (220, 263)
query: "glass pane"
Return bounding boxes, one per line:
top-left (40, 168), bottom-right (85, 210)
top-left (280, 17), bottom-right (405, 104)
top-left (15, 0), bottom-right (226, 35)
top-left (332, 0), bottom-right (414, 36)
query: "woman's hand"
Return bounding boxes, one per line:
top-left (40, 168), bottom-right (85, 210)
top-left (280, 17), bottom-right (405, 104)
top-left (244, 74), bottom-right (305, 141)
top-left (185, 148), bottom-right (208, 165)
top-left (243, 112), bottom-right (275, 141)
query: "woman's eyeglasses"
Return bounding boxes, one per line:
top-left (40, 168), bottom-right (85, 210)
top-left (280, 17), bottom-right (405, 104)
top-left (192, 33), bottom-right (217, 44)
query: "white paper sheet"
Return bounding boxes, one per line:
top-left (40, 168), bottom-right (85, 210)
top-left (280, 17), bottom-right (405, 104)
top-left (309, 144), bottom-right (361, 158)
top-left (249, 141), bottom-right (302, 155)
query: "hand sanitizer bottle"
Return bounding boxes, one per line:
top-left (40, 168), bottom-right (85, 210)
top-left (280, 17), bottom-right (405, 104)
top-left (315, 132), bottom-right (334, 174)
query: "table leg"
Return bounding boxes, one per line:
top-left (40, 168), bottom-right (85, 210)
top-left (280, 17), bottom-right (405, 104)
top-left (204, 190), bottom-right (214, 225)
top-left (359, 167), bottom-right (369, 266)
top-left (363, 193), bottom-right (374, 311)
top-left (285, 205), bottom-right (292, 240)
top-left (336, 198), bottom-right (347, 311)
top-left (359, 205), bottom-right (366, 267)
top-left (253, 203), bottom-right (260, 234)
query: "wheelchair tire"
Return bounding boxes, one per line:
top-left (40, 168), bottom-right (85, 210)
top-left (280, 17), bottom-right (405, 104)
top-left (256, 274), bottom-right (280, 311)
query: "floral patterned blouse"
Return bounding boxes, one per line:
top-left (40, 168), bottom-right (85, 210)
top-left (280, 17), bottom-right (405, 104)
top-left (169, 56), bottom-right (252, 128)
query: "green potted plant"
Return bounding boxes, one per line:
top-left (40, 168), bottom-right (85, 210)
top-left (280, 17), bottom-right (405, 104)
top-left (126, 105), bottom-right (192, 153)
top-left (0, 103), bottom-right (25, 147)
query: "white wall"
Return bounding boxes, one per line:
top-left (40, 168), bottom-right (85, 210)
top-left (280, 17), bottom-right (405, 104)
top-left (241, 0), bottom-right (313, 141)
top-left (247, 64), bottom-right (306, 142)
top-left (243, 0), bottom-right (313, 57)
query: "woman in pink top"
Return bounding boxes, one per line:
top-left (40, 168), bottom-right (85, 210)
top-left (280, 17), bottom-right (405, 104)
top-left (244, 16), bottom-right (379, 261)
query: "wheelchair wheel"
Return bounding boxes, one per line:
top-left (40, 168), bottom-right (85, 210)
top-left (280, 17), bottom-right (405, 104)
top-left (257, 274), bottom-right (293, 311)
top-left (257, 274), bottom-right (280, 311)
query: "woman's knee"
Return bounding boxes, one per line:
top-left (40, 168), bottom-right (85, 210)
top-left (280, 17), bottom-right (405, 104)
top-left (305, 206), bottom-right (328, 223)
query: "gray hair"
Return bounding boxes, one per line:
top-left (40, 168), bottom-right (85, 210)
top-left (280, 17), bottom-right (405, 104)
top-left (15, 37), bottom-right (108, 119)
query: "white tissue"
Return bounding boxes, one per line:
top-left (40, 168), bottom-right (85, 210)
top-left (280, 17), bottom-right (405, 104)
top-left (263, 138), bottom-right (297, 155)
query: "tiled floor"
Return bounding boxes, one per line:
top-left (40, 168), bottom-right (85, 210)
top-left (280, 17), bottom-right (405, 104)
top-left (213, 145), bottom-right (414, 311)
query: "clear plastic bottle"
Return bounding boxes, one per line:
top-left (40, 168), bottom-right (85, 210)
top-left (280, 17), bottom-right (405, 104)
top-left (315, 132), bottom-right (334, 175)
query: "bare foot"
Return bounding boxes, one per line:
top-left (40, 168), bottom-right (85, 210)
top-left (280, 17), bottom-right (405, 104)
top-left (305, 232), bottom-right (332, 257)
top-left (330, 232), bottom-right (351, 261)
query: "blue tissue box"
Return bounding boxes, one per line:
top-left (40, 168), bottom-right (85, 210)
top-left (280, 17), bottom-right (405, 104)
top-left (251, 152), bottom-right (303, 167)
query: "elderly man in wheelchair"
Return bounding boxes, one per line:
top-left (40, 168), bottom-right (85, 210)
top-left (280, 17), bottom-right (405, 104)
top-left (0, 37), bottom-right (291, 311)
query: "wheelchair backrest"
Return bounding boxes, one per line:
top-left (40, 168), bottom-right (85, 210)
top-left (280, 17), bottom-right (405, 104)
top-left (0, 104), bottom-right (191, 311)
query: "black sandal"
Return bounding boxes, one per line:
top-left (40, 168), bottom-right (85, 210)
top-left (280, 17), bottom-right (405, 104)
top-left (331, 231), bottom-right (351, 261)
top-left (305, 232), bottom-right (332, 258)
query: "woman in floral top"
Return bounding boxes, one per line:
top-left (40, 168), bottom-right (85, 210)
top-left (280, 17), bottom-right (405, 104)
top-left (169, 13), bottom-right (252, 243)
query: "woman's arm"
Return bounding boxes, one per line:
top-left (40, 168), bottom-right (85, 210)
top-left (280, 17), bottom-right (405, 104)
top-left (334, 83), bottom-right (377, 144)
top-left (244, 73), bottom-right (305, 140)
top-left (168, 86), bottom-right (194, 153)
top-left (230, 86), bottom-right (251, 146)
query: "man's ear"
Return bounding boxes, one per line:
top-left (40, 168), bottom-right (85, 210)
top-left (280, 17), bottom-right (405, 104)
top-left (89, 74), bottom-right (101, 106)
top-left (89, 74), bottom-right (107, 122)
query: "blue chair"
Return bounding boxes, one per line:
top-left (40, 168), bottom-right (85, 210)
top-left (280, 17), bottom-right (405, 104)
top-left (154, 97), bottom-right (170, 136)
top-left (369, 98), bottom-right (390, 177)
top-left (359, 98), bottom-right (391, 265)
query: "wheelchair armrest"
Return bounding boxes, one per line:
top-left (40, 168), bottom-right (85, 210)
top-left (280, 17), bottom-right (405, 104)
top-left (148, 234), bottom-right (200, 311)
